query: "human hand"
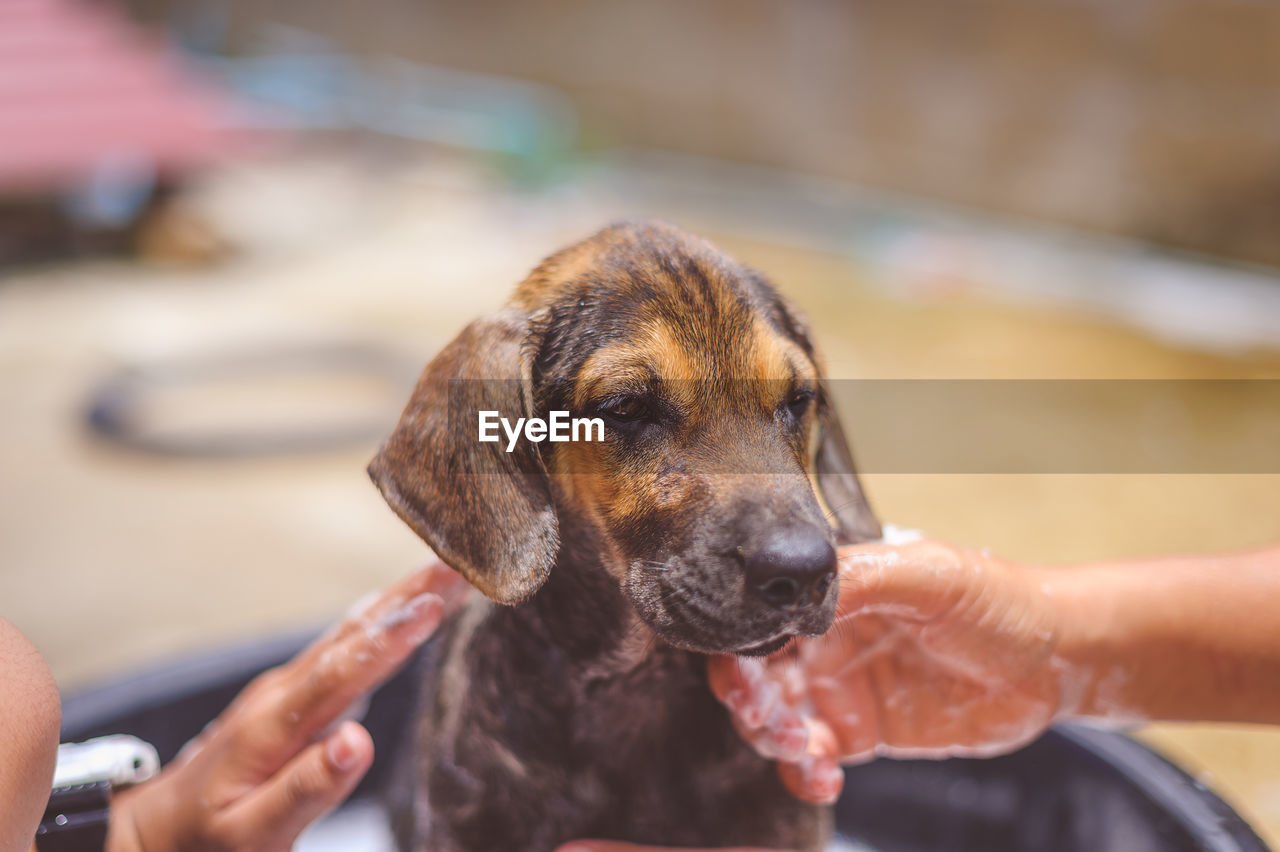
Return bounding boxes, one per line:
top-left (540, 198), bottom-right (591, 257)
top-left (709, 536), bottom-right (1066, 804)
top-left (106, 560), bottom-right (469, 852)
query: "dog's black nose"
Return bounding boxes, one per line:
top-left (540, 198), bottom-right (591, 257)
top-left (742, 529), bottom-right (837, 609)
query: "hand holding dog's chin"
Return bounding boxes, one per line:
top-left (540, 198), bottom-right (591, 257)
top-left (708, 536), bottom-right (1072, 804)
top-left (106, 561), bottom-right (467, 852)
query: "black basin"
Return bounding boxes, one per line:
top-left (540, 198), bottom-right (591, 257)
top-left (61, 631), bottom-right (1270, 852)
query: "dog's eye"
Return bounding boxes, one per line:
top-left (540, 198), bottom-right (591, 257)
top-left (784, 389), bottom-right (815, 420)
top-left (601, 395), bottom-right (648, 423)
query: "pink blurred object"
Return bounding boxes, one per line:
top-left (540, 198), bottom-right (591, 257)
top-left (0, 0), bottom-right (246, 195)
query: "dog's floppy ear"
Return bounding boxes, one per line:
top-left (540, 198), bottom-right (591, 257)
top-left (759, 284), bottom-right (882, 544)
top-left (813, 383), bottom-right (882, 544)
top-left (368, 308), bottom-right (558, 604)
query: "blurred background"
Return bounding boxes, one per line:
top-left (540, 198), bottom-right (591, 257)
top-left (2, 0), bottom-right (1279, 843)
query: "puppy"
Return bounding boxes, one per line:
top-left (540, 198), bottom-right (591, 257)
top-left (370, 221), bottom-right (880, 851)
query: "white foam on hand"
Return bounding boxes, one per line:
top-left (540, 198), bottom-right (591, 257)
top-left (877, 524), bottom-right (924, 546)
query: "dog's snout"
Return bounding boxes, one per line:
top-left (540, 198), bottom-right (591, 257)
top-left (741, 529), bottom-right (837, 609)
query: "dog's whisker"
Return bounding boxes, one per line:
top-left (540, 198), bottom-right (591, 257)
top-left (822, 496), bottom-right (874, 526)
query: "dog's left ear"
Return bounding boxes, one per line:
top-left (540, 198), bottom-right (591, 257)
top-left (813, 382), bottom-right (882, 544)
top-left (368, 308), bottom-right (558, 604)
top-left (761, 285), bottom-right (882, 544)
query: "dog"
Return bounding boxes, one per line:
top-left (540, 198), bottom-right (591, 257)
top-left (370, 220), bottom-right (881, 851)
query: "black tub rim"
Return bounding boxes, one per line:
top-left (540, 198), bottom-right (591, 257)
top-left (1049, 723), bottom-right (1264, 852)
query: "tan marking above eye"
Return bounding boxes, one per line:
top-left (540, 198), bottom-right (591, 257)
top-left (573, 351), bottom-right (651, 412)
top-left (572, 313), bottom-right (819, 431)
top-left (574, 320), bottom-right (703, 412)
top-left (747, 318), bottom-right (818, 407)
top-left (642, 320), bottom-right (700, 382)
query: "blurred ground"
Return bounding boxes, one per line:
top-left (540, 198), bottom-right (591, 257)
top-left (2, 142), bottom-right (1279, 842)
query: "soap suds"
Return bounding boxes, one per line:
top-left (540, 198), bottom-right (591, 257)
top-left (364, 591), bottom-right (441, 644)
top-left (877, 524), bottom-right (924, 546)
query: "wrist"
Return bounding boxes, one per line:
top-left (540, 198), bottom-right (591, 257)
top-left (1040, 564), bottom-right (1145, 724)
top-left (104, 788), bottom-right (148, 852)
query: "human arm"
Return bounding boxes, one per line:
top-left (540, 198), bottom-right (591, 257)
top-left (1, 617), bottom-right (60, 852)
top-left (1046, 544), bottom-right (1280, 725)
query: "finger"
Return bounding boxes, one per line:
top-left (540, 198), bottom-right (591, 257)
top-left (728, 700), bottom-right (810, 763)
top-left (776, 755), bottom-right (845, 805)
top-left (352, 559), bottom-right (469, 632)
top-left (709, 656), bottom-right (793, 731)
top-left (774, 709), bottom-right (847, 804)
top-left (220, 721), bottom-right (373, 849)
top-left (835, 540), bottom-right (961, 620)
top-left (275, 590), bottom-right (449, 741)
top-left (294, 559), bottom-right (467, 690)
top-left (303, 560), bottom-right (469, 663)
top-left (283, 559), bottom-right (465, 687)
top-left (708, 656), bottom-right (809, 762)
top-left (743, 683), bottom-right (810, 762)
top-left (808, 674), bottom-right (879, 760)
top-left (221, 588), bottom-right (449, 779)
top-left (708, 656), bottom-right (774, 729)
top-left (706, 655), bottom-right (750, 713)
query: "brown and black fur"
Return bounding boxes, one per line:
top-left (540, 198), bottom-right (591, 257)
top-left (370, 221), bottom-right (881, 851)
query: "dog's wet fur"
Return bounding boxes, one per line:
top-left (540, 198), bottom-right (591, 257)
top-left (370, 221), bottom-right (880, 851)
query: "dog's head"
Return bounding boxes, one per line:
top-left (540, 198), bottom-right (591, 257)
top-left (370, 221), bottom-right (879, 655)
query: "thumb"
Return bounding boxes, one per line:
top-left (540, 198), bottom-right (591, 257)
top-left (835, 539), bottom-right (964, 620)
